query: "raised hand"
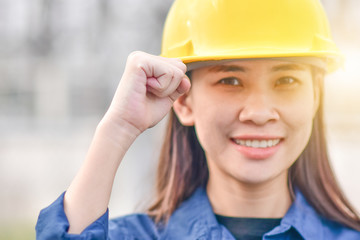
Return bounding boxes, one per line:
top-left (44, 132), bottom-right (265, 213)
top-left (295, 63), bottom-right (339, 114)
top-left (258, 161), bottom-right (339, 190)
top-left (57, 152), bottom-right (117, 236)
top-left (105, 51), bottom-right (190, 134)
top-left (64, 52), bottom-right (190, 234)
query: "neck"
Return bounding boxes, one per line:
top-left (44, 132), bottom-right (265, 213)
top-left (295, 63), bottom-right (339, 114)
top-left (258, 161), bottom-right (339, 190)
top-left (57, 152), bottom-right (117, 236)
top-left (206, 171), bottom-right (292, 218)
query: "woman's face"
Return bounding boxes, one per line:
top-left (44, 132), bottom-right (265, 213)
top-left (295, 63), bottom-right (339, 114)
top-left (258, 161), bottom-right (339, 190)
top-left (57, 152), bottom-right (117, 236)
top-left (177, 59), bottom-right (319, 185)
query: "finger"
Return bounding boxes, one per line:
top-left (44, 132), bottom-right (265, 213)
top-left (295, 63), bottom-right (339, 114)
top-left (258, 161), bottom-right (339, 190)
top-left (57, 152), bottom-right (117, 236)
top-left (146, 59), bottom-right (183, 92)
top-left (148, 66), bottom-right (185, 97)
top-left (134, 53), bottom-right (186, 82)
top-left (145, 63), bottom-right (173, 94)
top-left (160, 57), bottom-right (187, 73)
top-left (176, 76), bottom-right (191, 95)
top-left (167, 77), bottom-right (191, 102)
top-left (158, 66), bottom-right (187, 96)
top-left (128, 52), bottom-right (186, 74)
top-left (126, 52), bottom-right (187, 97)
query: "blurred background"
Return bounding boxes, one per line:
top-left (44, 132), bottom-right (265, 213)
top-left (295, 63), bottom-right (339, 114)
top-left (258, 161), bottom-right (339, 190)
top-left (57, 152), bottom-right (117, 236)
top-left (0, 0), bottom-right (359, 239)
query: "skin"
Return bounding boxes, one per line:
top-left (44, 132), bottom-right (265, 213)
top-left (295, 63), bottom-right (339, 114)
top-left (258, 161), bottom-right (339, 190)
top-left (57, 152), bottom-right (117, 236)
top-left (64, 53), bottom-right (319, 233)
top-left (64, 52), bottom-right (190, 233)
top-left (174, 59), bottom-right (320, 218)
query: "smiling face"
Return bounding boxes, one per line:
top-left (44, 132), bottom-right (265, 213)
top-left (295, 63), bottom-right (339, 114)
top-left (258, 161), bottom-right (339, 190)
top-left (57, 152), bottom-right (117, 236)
top-left (174, 59), bottom-right (320, 187)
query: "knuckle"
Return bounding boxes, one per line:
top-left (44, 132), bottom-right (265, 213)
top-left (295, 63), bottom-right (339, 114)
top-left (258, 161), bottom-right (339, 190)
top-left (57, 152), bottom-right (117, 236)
top-left (178, 62), bottom-right (187, 73)
top-left (127, 51), bottom-right (146, 63)
top-left (169, 94), bottom-right (177, 103)
top-left (162, 68), bottom-right (175, 81)
top-left (173, 68), bottom-right (184, 80)
top-left (157, 83), bottom-right (166, 91)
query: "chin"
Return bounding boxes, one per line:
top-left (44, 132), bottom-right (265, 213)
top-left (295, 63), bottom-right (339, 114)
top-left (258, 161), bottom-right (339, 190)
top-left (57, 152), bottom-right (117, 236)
top-left (235, 176), bottom-right (272, 185)
top-left (230, 168), bottom-right (284, 186)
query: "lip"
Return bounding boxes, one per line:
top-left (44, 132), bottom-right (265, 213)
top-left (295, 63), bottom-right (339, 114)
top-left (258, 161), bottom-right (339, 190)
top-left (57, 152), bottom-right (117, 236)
top-left (231, 135), bottom-right (283, 140)
top-left (230, 135), bottom-right (283, 160)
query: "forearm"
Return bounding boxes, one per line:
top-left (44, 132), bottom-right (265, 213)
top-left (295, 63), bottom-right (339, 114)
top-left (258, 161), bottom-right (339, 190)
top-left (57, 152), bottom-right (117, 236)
top-left (64, 115), bottom-right (140, 234)
top-left (61, 52), bottom-right (188, 234)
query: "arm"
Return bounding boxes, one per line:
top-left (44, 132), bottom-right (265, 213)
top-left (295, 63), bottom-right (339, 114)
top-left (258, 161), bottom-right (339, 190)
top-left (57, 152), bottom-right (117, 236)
top-left (63, 51), bottom-right (190, 233)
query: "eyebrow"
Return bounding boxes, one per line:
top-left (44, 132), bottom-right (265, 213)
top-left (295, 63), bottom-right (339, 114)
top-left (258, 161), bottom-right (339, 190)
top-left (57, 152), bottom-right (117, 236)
top-left (208, 63), bottom-right (307, 73)
top-left (271, 64), bottom-right (307, 72)
top-left (208, 65), bottom-right (248, 73)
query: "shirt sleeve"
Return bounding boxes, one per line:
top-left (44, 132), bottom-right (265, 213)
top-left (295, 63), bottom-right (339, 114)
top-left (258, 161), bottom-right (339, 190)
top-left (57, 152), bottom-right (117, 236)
top-left (36, 192), bottom-right (109, 240)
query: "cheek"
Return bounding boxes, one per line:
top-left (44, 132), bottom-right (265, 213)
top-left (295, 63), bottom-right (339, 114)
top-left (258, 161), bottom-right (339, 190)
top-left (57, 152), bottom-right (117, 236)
top-left (286, 91), bottom-right (316, 127)
top-left (281, 92), bottom-right (316, 157)
top-left (191, 87), bottom-right (233, 125)
top-left (193, 103), bottom-right (228, 142)
top-left (191, 96), bottom-right (235, 155)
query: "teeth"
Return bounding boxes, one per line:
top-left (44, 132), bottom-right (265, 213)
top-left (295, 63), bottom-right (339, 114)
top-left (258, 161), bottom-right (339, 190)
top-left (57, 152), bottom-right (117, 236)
top-left (233, 139), bottom-right (280, 148)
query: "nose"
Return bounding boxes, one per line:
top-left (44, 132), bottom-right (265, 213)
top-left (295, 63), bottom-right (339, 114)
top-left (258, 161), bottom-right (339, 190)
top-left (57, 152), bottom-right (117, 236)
top-left (239, 91), bottom-right (280, 125)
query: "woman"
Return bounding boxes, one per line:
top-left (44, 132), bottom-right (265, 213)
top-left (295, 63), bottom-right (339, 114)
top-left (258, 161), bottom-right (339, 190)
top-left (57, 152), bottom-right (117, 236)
top-left (36, 0), bottom-right (360, 239)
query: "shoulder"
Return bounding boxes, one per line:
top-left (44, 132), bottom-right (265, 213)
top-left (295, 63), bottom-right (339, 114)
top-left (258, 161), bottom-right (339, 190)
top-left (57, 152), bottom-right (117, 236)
top-left (108, 213), bottom-right (159, 240)
top-left (106, 188), bottom-right (220, 240)
top-left (282, 190), bottom-right (360, 239)
top-left (320, 218), bottom-right (360, 239)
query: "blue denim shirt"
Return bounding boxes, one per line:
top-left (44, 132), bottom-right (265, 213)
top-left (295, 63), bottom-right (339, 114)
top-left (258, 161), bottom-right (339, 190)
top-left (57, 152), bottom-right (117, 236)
top-left (36, 188), bottom-right (360, 239)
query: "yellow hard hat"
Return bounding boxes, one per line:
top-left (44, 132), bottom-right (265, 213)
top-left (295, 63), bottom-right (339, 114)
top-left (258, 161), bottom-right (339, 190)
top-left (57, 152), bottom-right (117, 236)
top-left (161, 0), bottom-right (343, 72)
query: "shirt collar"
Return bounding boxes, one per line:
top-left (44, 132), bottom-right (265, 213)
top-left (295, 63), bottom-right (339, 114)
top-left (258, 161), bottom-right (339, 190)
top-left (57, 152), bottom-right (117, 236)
top-left (162, 188), bottom-right (324, 240)
top-left (161, 188), bottom-right (234, 239)
top-left (266, 189), bottom-right (323, 240)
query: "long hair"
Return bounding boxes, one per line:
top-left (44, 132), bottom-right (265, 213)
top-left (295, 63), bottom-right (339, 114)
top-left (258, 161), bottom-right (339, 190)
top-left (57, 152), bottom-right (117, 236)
top-left (147, 69), bottom-right (360, 230)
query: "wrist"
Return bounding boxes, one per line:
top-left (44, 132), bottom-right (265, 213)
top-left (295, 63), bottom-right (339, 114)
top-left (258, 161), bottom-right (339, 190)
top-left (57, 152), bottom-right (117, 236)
top-left (96, 113), bottom-right (141, 149)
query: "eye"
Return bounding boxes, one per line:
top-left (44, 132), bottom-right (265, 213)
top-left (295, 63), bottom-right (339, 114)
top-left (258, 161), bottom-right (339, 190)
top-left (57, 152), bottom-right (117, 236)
top-left (218, 77), bottom-right (242, 86)
top-left (275, 77), bottom-right (299, 87)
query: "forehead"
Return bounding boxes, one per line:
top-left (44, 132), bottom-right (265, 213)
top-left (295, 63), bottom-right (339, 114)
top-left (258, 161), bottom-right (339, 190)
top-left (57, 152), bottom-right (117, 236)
top-left (209, 60), bottom-right (309, 73)
top-left (186, 57), bottom-right (326, 72)
top-left (192, 59), bottom-right (311, 76)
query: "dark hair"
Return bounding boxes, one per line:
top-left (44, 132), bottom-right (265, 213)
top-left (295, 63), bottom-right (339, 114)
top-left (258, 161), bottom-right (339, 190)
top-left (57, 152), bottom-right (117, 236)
top-left (147, 68), bottom-right (360, 230)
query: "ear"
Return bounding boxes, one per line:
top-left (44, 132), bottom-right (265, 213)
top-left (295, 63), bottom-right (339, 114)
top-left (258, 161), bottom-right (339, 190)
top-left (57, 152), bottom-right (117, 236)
top-left (173, 92), bottom-right (195, 126)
